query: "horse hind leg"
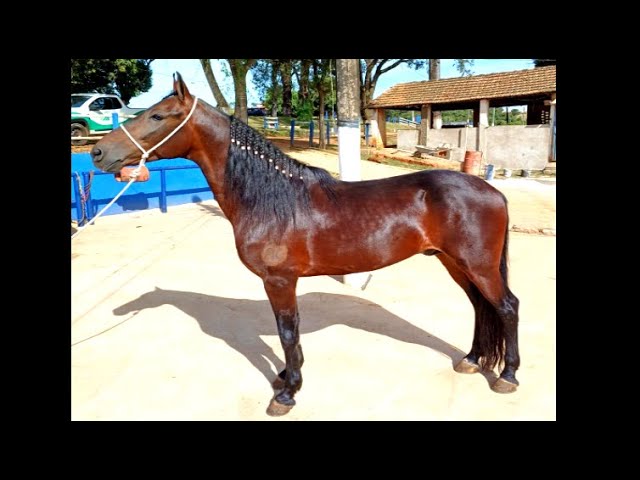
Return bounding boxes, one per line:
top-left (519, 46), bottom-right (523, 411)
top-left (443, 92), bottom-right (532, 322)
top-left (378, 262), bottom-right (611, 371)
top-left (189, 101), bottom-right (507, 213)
top-left (436, 254), bottom-right (484, 375)
top-left (438, 253), bottom-right (520, 393)
top-left (464, 267), bottom-right (520, 394)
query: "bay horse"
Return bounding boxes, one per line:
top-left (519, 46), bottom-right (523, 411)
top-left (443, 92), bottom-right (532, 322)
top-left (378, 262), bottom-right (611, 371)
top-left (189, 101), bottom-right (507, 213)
top-left (91, 73), bottom-right (520, 416)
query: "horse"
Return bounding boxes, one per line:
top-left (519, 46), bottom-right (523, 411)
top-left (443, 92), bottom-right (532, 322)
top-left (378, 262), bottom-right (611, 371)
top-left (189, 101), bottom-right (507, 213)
top-left (90, 73), bottom-right (520, 416)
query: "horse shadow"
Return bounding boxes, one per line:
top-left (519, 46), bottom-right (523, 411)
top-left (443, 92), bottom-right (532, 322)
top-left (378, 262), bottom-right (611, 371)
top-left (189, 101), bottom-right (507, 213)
top-left (198, 202), bottom-right (227, 219)
top-left (113, 287), bottom-right (499, 388)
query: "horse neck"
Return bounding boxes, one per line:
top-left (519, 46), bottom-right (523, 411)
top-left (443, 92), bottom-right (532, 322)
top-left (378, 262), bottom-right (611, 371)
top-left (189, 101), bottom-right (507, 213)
top-left (187, 109), bottom-right (236, 221)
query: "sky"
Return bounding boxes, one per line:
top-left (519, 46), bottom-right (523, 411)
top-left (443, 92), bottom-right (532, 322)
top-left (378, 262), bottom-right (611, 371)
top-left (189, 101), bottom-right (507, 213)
top-left (128, 59), bottom-right (536, 109)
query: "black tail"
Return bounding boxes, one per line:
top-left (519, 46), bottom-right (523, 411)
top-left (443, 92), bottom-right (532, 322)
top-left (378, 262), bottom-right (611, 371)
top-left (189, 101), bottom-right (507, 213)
top-left (475, 211), bottom-right (510, 371)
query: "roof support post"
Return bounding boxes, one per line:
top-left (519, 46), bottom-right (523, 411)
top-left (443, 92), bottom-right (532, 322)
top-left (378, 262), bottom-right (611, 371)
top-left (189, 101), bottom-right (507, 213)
top-left (419, 103), bottom-right (431, 145)
top-left (433, 111), bottom-right (442, 129)
top-left (549, 93), bottom-right (556, 161)
top-left (479, 99), bottom-right (490, 127)
top-left (369, 108), bottom-right (386, 148)
top-left (478, 99), bottom-right (489, 156)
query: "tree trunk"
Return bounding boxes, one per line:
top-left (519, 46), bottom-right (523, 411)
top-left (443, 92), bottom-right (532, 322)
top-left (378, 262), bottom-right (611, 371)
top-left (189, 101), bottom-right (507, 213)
top-left (299, 59), bottom-right (311, 105)
top-left (270, 59), bottom-right (280, 116)
top-left (429, 59), bottom-right (442, 129)
top-left (280, 60), bottom-right (293, 116)
top-left (360, 60), bottom-right (375, 122)
top-left (429, 59), bottom-right (440, 80)
top-left (228, 59), bottom-right (256, 124)
top-left (318, 87), bottom-right (325, 149)
top-left (361, 82), bottom-right (376, 122)
top-left (199, 59), bottom-right (230, 110)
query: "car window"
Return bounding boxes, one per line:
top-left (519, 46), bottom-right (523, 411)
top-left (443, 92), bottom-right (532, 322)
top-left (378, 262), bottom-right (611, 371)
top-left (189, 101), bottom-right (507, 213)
top-left (104, 98), bottom-right (121, 110)
top-left (71, 95), bottom-right (92, 108)
top-left (89, 98), bottom-right (106, 111)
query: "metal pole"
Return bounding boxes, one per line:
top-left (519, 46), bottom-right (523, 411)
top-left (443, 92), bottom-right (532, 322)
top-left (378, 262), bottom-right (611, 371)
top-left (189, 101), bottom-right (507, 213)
top-left (160, 169), bottom-right (167, 213)
top-left (290, 119), bottom-right (295, 147)
top-left (309, 120), bottom-right (314, 147)
top-left (112, 112), bottom-right (119, 129)
top-left (326, 119), bottom-right (331, 145)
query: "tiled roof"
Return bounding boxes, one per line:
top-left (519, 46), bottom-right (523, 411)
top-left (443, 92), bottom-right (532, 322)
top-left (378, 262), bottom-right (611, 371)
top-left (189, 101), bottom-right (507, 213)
top-left (369, 65), bottom-right (556, 108)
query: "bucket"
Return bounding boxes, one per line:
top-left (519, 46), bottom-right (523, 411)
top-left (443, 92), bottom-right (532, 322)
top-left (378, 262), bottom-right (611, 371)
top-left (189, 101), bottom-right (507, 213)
top-left (485, 164), bottom-right (495, 181)
top-left (462, 150), bottom-right (482, 175)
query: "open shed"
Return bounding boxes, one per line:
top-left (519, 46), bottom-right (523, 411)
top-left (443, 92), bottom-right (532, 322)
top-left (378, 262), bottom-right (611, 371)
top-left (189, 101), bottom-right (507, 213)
top-left (367, 66), bottom-right (556, 170)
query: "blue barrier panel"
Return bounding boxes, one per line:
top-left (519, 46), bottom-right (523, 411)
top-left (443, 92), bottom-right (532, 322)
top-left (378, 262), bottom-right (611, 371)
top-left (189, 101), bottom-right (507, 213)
top-left (71, 153), bottom-right (214, 221)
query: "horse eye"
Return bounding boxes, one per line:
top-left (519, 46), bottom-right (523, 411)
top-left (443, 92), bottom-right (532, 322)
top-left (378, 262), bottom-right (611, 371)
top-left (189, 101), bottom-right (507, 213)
top-left (151, 114), bottom-right (163, 121)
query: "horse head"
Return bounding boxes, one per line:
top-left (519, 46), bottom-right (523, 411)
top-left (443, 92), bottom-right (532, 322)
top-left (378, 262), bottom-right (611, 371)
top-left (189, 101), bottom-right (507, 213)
top-left (91, 72), bottom-right (198, 173)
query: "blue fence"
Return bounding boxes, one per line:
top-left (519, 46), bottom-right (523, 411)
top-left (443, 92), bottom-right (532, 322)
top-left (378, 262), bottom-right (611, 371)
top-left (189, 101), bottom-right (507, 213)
top-left (71, 153), bottom-right (213, 224)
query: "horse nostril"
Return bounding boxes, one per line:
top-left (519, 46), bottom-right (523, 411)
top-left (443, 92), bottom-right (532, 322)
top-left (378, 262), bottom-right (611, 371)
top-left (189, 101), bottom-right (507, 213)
top-left (91, 147), bottom-right (102, 160)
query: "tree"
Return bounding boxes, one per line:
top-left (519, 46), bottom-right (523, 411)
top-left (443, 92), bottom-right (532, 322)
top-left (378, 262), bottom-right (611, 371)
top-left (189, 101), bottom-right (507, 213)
top-left (312, 59), bottom-right (332, 149)
top-left (534, 59), bottom-right (556, 67)
top-left (429, 59), bottom-right (442, 128)
top-left (429, 58), bottom-right (440, 80)
top-left (453, 59), bottom-right (474, 76)
top-left (360, 59), bottom-right (415, 122)
top-left (280, 60), bottom-right (293, 116)
top-left (199, 59), bottom-right (230, 110)
top-left (71, 59), bottom-right (154, 104)
top-left (297, 60), bottom-right (312, 108)
top-left (227, 59), bottom-right (257, 123)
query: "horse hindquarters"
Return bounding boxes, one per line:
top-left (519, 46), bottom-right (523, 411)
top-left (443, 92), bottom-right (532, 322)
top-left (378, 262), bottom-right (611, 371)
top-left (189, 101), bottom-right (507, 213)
top-left (427, 182), bottom-right (520, 391)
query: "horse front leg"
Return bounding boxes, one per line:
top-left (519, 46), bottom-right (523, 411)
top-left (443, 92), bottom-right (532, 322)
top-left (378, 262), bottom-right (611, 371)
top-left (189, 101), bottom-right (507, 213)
top-left (263, 274), bottom-right (303, 416)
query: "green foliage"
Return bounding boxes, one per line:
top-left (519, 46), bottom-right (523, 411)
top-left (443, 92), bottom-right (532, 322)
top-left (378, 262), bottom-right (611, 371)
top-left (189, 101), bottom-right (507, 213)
top-left (453, 59), bottom-right (474, 76)
top-left (250, 60), bottom-right (275, 99)
top-left (295, 97), bottom-right (314, 121)
top-left (386, 109), bottom-right (417, 121)
top-left (440, 108), bottom-right (526, 125)
top-left (489, 107), bottom-right (526, 125)
top-left (441, 110), bottom-right (471, 123)
top-left (70, 59), bottom-right (153, 104)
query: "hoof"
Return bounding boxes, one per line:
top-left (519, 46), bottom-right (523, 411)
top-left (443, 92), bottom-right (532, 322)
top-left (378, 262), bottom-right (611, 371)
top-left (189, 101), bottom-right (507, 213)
top-left (491, 377), bottom-right (519, 394)
top-left (454, 357), bottom-right (480, 374)
top-left (266, 398), bottom-right (294, 417)
top-left (272, 376), bottom-right (285, 390)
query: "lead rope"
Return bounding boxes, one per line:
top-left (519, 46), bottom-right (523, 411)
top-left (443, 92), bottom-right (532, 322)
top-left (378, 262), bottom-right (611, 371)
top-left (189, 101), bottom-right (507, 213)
top-left (71, 97), bottom-right (199, 240)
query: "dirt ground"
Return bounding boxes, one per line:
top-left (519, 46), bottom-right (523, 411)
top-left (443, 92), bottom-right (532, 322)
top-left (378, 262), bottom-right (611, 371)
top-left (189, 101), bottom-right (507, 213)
top-left (71, 144), bottom-right (556, 421)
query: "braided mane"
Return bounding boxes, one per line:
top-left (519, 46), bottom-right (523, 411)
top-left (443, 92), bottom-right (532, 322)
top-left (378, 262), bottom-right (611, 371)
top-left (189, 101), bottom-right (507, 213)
top-left (224, 116), bottom-right (337, 229)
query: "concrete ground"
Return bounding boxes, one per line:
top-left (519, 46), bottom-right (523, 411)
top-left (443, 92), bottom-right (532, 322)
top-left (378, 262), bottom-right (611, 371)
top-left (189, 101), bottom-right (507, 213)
top-left (71, 152), bottom-right (556, 421)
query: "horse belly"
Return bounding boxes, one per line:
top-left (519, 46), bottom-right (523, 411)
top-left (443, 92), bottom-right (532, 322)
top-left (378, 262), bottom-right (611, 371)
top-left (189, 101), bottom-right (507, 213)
top-left (305, 217), bottom-right (429, 276)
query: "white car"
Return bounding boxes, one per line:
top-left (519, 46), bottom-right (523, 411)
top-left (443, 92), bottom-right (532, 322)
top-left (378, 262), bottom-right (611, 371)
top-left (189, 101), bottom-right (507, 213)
top-left (71, 93), bottom-right (145, 146)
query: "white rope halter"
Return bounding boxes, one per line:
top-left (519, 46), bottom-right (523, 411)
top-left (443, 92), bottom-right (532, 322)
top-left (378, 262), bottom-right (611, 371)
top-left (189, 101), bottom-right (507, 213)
top-left (121, 96), bottom-right (199, 177)
top-left (71, 97), bottom-right (199, 240)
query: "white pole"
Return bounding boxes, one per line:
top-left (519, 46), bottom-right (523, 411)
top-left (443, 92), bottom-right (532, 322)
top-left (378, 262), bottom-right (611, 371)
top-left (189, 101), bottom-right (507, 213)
top-left (336, 59), bottom-right (371, 290)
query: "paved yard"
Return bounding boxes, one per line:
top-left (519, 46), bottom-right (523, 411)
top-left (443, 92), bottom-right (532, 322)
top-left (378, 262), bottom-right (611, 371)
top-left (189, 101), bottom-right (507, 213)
top-left (71, 153), bottom-right (556, 421)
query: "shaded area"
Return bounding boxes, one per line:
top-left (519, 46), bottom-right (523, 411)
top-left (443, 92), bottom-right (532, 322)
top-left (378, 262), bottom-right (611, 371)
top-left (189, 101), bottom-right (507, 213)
top-left (197, 203), bottom-right (227, 219)
top-left (113, 288), bottom-right (497, 388)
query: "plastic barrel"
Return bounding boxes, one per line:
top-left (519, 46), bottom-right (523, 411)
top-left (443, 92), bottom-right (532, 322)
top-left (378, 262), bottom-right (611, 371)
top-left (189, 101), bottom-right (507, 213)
top-left (462, 150), bottom-right (482, 175)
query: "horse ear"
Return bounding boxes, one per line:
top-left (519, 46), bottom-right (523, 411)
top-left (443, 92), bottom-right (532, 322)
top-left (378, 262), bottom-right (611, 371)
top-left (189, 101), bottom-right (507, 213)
top-left (173, 72), bottom-right (192, 103)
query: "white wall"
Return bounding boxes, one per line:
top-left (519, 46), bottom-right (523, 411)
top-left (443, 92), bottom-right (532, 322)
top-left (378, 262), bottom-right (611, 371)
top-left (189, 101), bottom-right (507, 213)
top-left (397, 125), bottom-right (551, 169)
top-left (486, 125), bottom-right (550, 170)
